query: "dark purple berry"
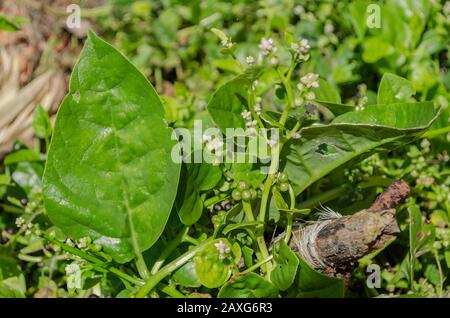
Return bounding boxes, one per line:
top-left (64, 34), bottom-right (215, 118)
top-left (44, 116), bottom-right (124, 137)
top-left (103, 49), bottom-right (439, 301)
top-left (213, 204), bottom-right (223, 212)
top-left (20, 198), bottom-right (28, 206)
top-left (1, 236), bottom-right (9, 244)
top-left (224, 203), bottom-right (232, 211)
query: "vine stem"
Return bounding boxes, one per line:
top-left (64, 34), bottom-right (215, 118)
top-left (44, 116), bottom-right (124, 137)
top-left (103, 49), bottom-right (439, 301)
top-left (243, 201), bottom-right (270, 274)
top-left (284, 185), bottom-right (296, 244)
top-left (150, 226), bottom-right (189, 275)
top-left (42, 233), bottom-right (142, 286)
top-left (239, 255), bottom-right (273, 275)
top-left (136, 238), bottom-right (213, 298)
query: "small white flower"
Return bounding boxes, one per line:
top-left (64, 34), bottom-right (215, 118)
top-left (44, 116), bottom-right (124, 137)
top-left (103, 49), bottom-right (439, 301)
top-left (420, 139), bottom-right (430, 149)
top-left (259, 37), bottom-right (277, 56)
top-left (25, 230), bottom-right (31, 236)
top-left (294, 5), bottom-right (305, 15)
top-left (246, 56), bottom-right (255, 65)
top-left (300, 73), bottom-right (320, 88)
top-left (15, 217), bottom-right (25, 228)
top-left (206, 137), bottom-right (224, 152)
top-left (296, 82), bottom-right (305, 91)
top-left (65, 263), bottom-right (82, 289)
top-left (65, 238), bottom-right (75, 247)
top-left (252, 80), bottom-right (259, 89)
top-left (324, 23), bottom-right (334, 34)
top-left (355, 105), bottom-right (365, 111)
top-left (221, 37), bottom-right (233, 49)
top-left (241, 110), bottom-right (252, 120)
top-left (294, 97), bottom-right (304, 107)
top-left (77, 237), bottom-right (91, 249)
top-left (202, 134), bottom-right (212, 143)
top-left (27, 222), bottom-right (33, 229)
top-left (214, 240), bottom-right (231, 260)
top-left (305, 92), bottom-right (316, 100)
top-left (292, 132), bottom-right (301, 139)
top-left (270, 57), bottom-right (279, 66)
top-left (444, 1), bottom-right (450, 15)
top-left (292, 39), bottom-right (310, 53)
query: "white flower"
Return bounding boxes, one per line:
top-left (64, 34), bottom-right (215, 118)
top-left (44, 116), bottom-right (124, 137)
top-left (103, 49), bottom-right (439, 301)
top-left (241, 110), bottom-right (252, 120)
top-left (15, 217), bottom-right (25, 228)
top-left (292, 39), bottom-right (310, 54)
top-left (221, 37), bottom-right (233, 49)
top-left (420, 139), bottom-right (430, 149)
top-left (65, 263), bottom-right (82, 289)
top-left (206, 137), bottom-right (224, 153)
top-left (246, 56), bottom-right (255, 65)
top-left (294, 5), bottom-right (305, 15)
top-left (294, 97), bottom-right (303, 107)
top-left (270, 57), bottom-right (279, 66)
top-left (324, 23), bottom-right (334, 34)
top-left (305, 92), bottom-right (316, 100)
top-left (202, 134), bottom-right (212, 143)
top-left (214, 240), bottom-right (231, 260)
top-left (252, 80), bottom-right (259, 89)
top-left (296, 82), bottom-right (305, 91)
top-left (77, 237), bottom-right (91, 249)
top-left (292, 132), bottom-right (301, 139)
top-left (258, 37), bottom-right (277, 56)
top-left (444, 1), bottom-right (450, 16)
top-left (300, 73), bottom-right (319, 88)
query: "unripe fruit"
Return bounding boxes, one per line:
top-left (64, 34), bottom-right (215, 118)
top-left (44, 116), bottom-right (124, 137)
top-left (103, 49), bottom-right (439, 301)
top-left (241, 190), bottom-right (251, 201)
top-left (237, 180), bottom-right (249, 191)
top-left (279, 182), bottom-right (289, 192)
top-left (278, 172), bottom-right (288, 183)
top-left (250, 189), bottom-right (257, 200)
top-left (232, 190), bottom-right (242, 201)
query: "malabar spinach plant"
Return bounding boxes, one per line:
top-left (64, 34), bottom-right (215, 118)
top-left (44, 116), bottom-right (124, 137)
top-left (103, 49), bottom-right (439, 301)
top-left (1, 28), bottom-right (440, 298)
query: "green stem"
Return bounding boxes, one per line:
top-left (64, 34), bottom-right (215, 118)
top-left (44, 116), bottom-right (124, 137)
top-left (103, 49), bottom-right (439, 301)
top-left (158, 284), bottom-right (186, 298)
top-left (285, 185), bottom-right (296, 243)
top-left (422, 126), bottom-right (450, 138)
top-left (183, 235), bottom-right (200, 246)
top-left (42, 233), bottom-right (142, 286)
top-left (239, 255), bottom-right (273, 275)
top-left (242, 201), bottom-right (255, 221)
top-left (135, 256), bottom-right (150, 280)
top-left (151, 226), bottom-right (189, 275)
top-left (278, 62), bottom-right (297, 126)
top-left (136, 238), bottom-right (213, 298)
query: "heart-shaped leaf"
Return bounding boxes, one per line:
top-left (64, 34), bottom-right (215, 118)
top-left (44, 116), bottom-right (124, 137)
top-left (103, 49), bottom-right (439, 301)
top-left (43, 32), bottom-right (180, 263)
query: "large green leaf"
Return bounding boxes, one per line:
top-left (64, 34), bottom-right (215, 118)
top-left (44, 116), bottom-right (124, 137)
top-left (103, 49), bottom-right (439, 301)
top-left (175, 163), bottom-right (222, 225)
top-left (42, 32), bottom-right (180, 263)
top-left (282, 102), bottom-right (438, 195)
top-left (270, 241), bottom-right (299, 291)
top-left (294, 258), bottom-right (344, 298)
top-left (377, 73), bottom-right (416, 104)
top-left (218, 273), bottom-right (279, 298)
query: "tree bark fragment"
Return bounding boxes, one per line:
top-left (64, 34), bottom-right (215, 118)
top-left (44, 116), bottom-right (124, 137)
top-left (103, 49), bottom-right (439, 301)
top-left (289, 180), bottom-right (410, 276)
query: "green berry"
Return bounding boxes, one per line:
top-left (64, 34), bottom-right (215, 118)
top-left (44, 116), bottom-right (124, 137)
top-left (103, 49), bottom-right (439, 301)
top-left (278, 172), bottom-right (288, 183)
top-left (250, 189), bottom-right (257, 200)
top-left (237, 180), bottom-right (249, 191)
top-left (241, 190), bottom-right (251, 201)
top-left (279, 182), bottom-right (289, 192)
top-left (232, 190), bottom-right (242, 201)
